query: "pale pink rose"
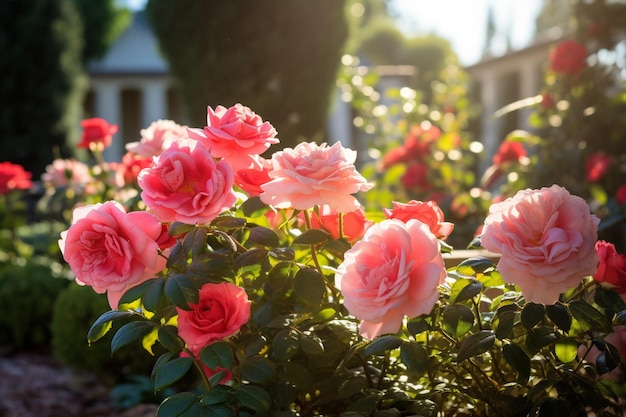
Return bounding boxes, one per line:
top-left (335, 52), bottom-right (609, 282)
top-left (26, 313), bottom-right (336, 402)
top-left (138, 139), bottom-right (237, 224)
top-left (384, 200), bottom-right (454, 240)
top-left (578, 326), bottom-right (626, 380)
top-left (125, 119), bottom-right (189, 158)
top-left (58, 201), bottom-right (166, 309)
top-left (233, 155), bottom-right (273, 197)
top-left (336, 219), bottom-right (446, 339)
top-left (177, 282), bottom-right (250, 356)
top-left (260, 142), bottom-right (373, 212)
top-left (41, 158), bottom-right (91, 189)
top-left (187, 104), bottom-right (279, 171)
top-left (307, 205), bottom-right (372, 242)
top-left (481, 185), bottom-right (600, 304)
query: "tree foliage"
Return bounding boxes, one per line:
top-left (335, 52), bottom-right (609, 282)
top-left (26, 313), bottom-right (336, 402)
top-left (146, 0), bottom-right (349, 149)
top-left (0, 0), bottom-right (86, 176)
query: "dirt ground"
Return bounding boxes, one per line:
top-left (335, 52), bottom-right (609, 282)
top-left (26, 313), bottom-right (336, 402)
top-left (0, 351), bottom-right (158, 417)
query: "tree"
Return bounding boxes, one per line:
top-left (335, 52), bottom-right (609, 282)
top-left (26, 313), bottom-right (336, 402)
top-left (146, 0), bottom-right (349, 148)
top-left (0, 0), bottom-right (86, 176)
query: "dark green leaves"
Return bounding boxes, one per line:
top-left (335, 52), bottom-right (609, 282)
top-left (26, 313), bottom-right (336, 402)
top-left (521, 303), bottom-right (545, 329)
top-left (292, 229), bottom-right (330, 245)
top-left (502, 343), bottom-right (530, 382)
top-left (111, 320), bottom-right (156, 355)
top-left (164, 274), bottom-right (198, 310)
top-left (569, 300), bottom-right (613, 332)
top-left (364, 335), bottom-right (403, 356)
top-left (154, 356), bottom-right (194, 391)
top-left (87, 310), bottom-right (133, 344)
top-left (293, 268), bottom-right (326, 305)
top-left (457, 330), bottom-right (496, 362)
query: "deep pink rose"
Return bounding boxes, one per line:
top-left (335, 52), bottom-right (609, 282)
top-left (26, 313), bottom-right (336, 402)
top-left (481, 185), bottom-right (599, 304)
top-left (78, 118), bottom-right (118, 150)
top-left (585, 153), bottom-right (611, 182)
top-left (187, 104), bottom-right (279, 171)
top-left (616, 185), bottom-right (626, 205)
top-left (401, 163), bottom-right (430, 191)
top-left (138, 139), bottom-right (237, 224)
top-left (58, 201), bottom-right (166, 309)
top-left (177, 282), bottom-right (251, 356)
top-left (233, 156), bottom-right (273, 197)
top-left (0, 162), bottom-right (33, 195)
top-left (492, 140), bottom-right (526, 165)
top-left (307, 206), bottom-right (372, 242)
top-left (260, 141), bottom-right (372, 212)
top-left (384, 200), bottom-right (454, 240)
top-left (335, 219), bottom-right (446, 339)
top-left (594, 241), bottom-right (626, 294)
top-left (41, 159), bottom-right (91, 189)
top-left (126, 119), bottom-right (189, 158)
top-left (114, 152), bottom-right (153, 187)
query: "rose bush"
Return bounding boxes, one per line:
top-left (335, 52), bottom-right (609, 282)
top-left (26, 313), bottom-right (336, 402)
top-left (51, 104), bottom-right (625, 416)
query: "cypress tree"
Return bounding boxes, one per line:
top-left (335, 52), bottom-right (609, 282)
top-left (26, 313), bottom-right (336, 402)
top-left (146, 0), bottom-right (349, 148)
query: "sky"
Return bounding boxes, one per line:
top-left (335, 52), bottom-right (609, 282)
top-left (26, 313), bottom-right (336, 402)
top-left (124, 0), bottom-right (543, 66)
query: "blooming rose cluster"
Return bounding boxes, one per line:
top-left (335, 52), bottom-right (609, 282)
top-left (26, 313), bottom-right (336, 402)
top-left (481, 185), bottom-right (599, 304)
top-left (78, 118), bottom-right (118, 150)
top-left (549, 40), bottom-right (588, 75)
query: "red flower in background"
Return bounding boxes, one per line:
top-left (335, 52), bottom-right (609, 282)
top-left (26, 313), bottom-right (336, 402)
top-left (540, 92), bottom-right (556, 110)
top-left (0, 162), bottom-right (33, 195)
top-left (492, 140), bottom-right (526, 165)
top-left (594, 241), bottom-right (626, 294)
top-left (549, 40), bottom-right (588, 75)
top-left (616, 184), bottom-right (626, 205)
top-left (380, 122), bottom-right (441, 170)
top-left (401, 163), bottom-right (430, 190)
top-left (79, 118), bottom-right (118, 150)
top-left (585, 153), bottom-right (611, 182)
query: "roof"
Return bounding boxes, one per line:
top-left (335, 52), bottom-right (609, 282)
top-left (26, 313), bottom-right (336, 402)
top-left (87, 12), bottom-right (169, 75)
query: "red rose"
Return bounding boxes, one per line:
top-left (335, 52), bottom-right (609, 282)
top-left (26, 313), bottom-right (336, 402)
top-left (492, 141), bottom-right (526, 165)
top-left (78, 118), bottom-right (118, 150)
top-left (540, 93), bottom-right (556, 110)
top-left (401, 163), bottom-right (430, 190)
top-left (615, 184), bottom-right (626, 205)
top-left (0, 162), bottom-right (33, 195)
top-left (594, 241), bottom-right (626, 294)
top-left (549, 40), bottom-right (588, 75)
top-left (585, 153), bottom-right (611, 183)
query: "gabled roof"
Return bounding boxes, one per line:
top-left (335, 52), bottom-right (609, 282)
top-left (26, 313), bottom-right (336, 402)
top-left (87, 12), bottom-right (169, 75)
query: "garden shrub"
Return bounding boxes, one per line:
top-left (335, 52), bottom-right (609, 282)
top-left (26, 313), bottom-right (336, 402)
top-left (51, 283), bottom-right (159, 383)
top-left (0, 261), bottom-right (69, 350)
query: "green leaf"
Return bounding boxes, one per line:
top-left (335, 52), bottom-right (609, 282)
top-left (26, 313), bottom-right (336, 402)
top-left (268, 247), bottom-right (295, 261)
top-left (198, 404), bottom-right (234, 417)
top-left (236, 385), bottom-right (271, 412)
top-left (526, 326), bottom-right (558, 355)
top-left (211, 215), bottom-right (246, 230)
top-left (545, 303), bottom-right (571, 333)
top-left (448, 278), bottom-right (480, 304)
top-left (308, 307), bottom-right (336, 325)
top-left (400, 341), bottom-right (428, 375)
top-left (493, 305), bottom-right (517, 340)
top-left (363, 335), bottom-right (403, 356)
top-left (164, 274), bottom-right (198, 310)
top-left (293, 268), bottom-right (326, 305)
top-left (272, 328), bottom-right (299, 361)
top-left (521, 302), bottom-right (545, 329)
top-left (455, 257), bottom-right (496, 275)
top-left (555, 337), bottom-right (578, 363)
top-left (247, 226), bottom-right (279, 248)
top-left (119, 278), bottom-right (158, 305)
top-left (142, 277), bottom-right (166, 313)
top-left (156, 392), bottom-right (198, 417)
top-left (455, 281), bottom-right (484, 304)
top-left (181, 227), bottom-right (209, 258)
top-left (234, 248), bottom-right (268, 268)
top-left (87, 310), bottom-right (133, 344)
top-left (407, 317), bottom-right (429, 335)
top-left (457, 330), bottom-right (496, 362)
top-left (442, 304), bottom-right (474, 338)
top-left (569, 300), bottom-right (612, 332)
top-left (298, 332), bottom-right (325, 357)
top-left (158, 325), bottom-right (183, 353)
top-left (292, 229), bottom-right (330, 245)
top-left (201, 385), bottom-right (233, 406)
top-left (593, 340), bottom-right (622, 374)
top-left (201, 341), bottom-right (233, 370)
top-left (241, 356), bottom-right (275, 384)
top-left (111, 320), bottom-right (156, 355)
top-left (152, 351), bottom-right (176, 379)
top-left (168, 222), bottom-right (197, 236)
top-left (154, 357), bottom-right (194, 391)
top-left (502, 343), bottom-right (530, 382)
top-left (240, 196), bottom-right (268, 218)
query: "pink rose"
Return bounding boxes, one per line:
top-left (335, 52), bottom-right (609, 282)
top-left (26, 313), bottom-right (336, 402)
top-left (41, 158), bottom-right (91, 189)
top-left (187, 104), bottom-right (279, 171)
top-left (114, 152), bottom-right (153, 188)
top-left (138, 139), bottom-right (237, 224)
top-left (177, 282), bottom-right (251, 356)
top-left (549, 40), bottom-right (588, 75)
top-left (335, 219), bottom-right (446, 339)
top-left (585, 153), bottom-right (611, 183)
top-left (0, 162), bottom-right (33, 195)
top-left (126, 119), bottom-right (189, 158)
top-left (481, 185), bottom-right (600, 304)
top-left (260, 141), bottom-right (372, 212)
top-left (384, 200), bottom-right (454, 240)
top-left (307, 205), bottom-right (372, 242)
top-left (616, 184), bottom-right (626, 205)
top-left (594, 241), bottom-right (626, 294)
top-left (58, 201), bottom-right (166, 309)
top-left (401, 163), bottom-right (430, 191)
top-left (78, 118), bottom-right (118, 150)
top-left (492, 140), bottom-right (526, 165)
